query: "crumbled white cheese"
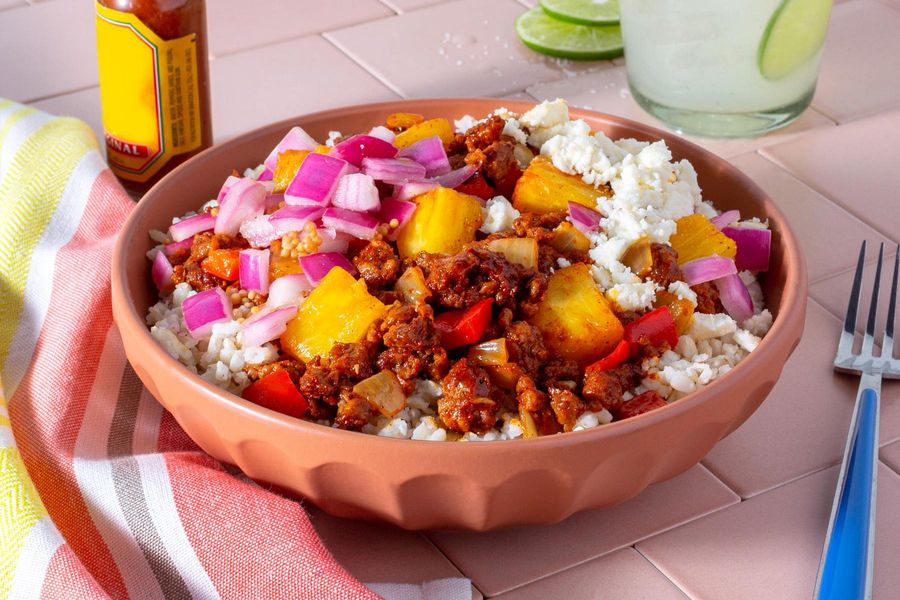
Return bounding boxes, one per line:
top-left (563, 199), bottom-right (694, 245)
top-left (325, 130), bottom-right (342, 147)
top-left (502, 117), bottom-right (528, 145)
top-left (454, 115), bottom-right (477, 133)
top-left (668, 281), bottom-right (698, 307)
top-left (479, 196), bottom-right (520, 234)
top-left (733, 329), bottom-right (762, 353)
top-left (572, 409), bottom-right (613, 431)
top-left (738, 217), bottom-right (770, 230)
top-left (607, 281), bottom-right (658, 312)
top-left (689, 313), bottom-right (738, 340)
top-left (742, 309), bottom-right (773, 337)
top-left (740, 271), bottom-right (766, 311)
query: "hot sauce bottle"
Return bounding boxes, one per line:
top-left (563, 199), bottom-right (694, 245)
top-left (95, 0), bottom-right (212, 195)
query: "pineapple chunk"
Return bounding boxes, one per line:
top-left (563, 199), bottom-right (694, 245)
top-left (396, 187), bottom-right (483, 259)
top-left (529, 263), bottom-right (624, 364)
top-left (386, 112), bottom-right (425, 130)
top-left (669, 214), bottom-right (737, 265)
top-left (512, 157), bottom-right (608, 215)
top-left (394, 118), bottom-right (454, 149)
top-left (273, 149), bottom-right (309, 193)
top-left (281, 268), bottom-right (387, 362)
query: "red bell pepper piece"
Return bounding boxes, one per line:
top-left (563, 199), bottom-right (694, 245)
top-left (612, 390), bottom-right (667, 420)
top-left (585, 338), bottom-right (630, 373)
top-left (623, 306), bottom-right (678, 357)
top-left (455, 171), bottom-right (495, 200)
top-left (241, 369), bottom-right (309, 418)
top-left (201, 248), bottom-right (241, 281)
top-left (434, 298), bottom-right (493, 350)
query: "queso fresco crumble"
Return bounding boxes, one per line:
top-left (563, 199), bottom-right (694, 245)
top-left (146, 99), bottom-right (774, 441)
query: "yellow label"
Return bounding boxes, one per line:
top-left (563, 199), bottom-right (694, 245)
top-left (96, 2), bottom-right (202, 182)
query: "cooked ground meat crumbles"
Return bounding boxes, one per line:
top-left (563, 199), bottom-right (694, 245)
top-left (146, 99), bottom-right (774, 441)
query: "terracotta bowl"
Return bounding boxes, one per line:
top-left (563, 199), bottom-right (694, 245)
top-left (111, 99), bottom-right (807, 531)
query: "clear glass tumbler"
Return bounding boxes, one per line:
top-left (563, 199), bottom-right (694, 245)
top-left (619, 0), bottom-right (833, 138)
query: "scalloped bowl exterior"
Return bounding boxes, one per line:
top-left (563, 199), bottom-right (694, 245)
top-left (111, 99), bottom-right (807, 531)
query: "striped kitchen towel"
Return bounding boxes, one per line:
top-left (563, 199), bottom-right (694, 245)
top-left (0, 100), bottom-right (380, 599)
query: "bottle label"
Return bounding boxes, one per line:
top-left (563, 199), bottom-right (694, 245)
top-left (95, 2), bottom-right (203, 182)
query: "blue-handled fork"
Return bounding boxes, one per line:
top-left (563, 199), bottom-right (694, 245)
top-left (815, 241), bottom-right (900, 600)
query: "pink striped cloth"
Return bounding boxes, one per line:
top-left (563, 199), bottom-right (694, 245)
top-left (0, 101), bottom-right (379, 598)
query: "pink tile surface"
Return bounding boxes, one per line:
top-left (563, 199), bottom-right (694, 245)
top-left (209, 36), bottom-right (399, 142)
top-left (638, 464), bottom-right (900, 600)
top-left (494, 548), bottom-right (685, 600)
top-left (0, 1), bottom-right (97, 102)
top-left (813, 0), bottom-right (900, 122)
top-left (702, 299), bottom-right (900, 497)
top-left (761, 109), bottom-right (900, 243)
top-left (427, 464), bottom-right (738, 597)
top-left (526, 65), bottom-right (836, 159)
top-left (380, 0), bottom-right (452, 13)
top-left (0, 0), bottom-right (26, 10)
top-left (882, 441), bottom-right (900, 475)
top-left (307, 506), bottom-right (481, 598)
top-left (808, 247), bottom-right (900, 338)
top-left (727, 152), bottom-right (892, 283)
top-left (206, 0), bottom-right (392, 58)
top-left (325, 0), bottom-right (611, 98)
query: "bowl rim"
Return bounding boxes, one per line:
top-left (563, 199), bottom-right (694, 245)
top-left (111, 97), bottom-right (808, 452)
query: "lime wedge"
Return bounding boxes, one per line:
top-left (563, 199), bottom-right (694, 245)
top-left (539, 0), bottom-right (620, 26)
top-left (515, 7), bottom-right (623, 61)
top-left (758, 0), bottom-right (832, 80)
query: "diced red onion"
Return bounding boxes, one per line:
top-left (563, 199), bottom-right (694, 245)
top-left (431, 164), bottom-right (476, 189)
top-left (239, 249), bottom-right (270, 294)
top-left (567, 201), bottom-right (602, 235)
top-left (182, 287), bottom-right (231, 340)
top-left (263, 126), bottom-right (318, 171)
top-left (711, 210), bottom-right (740, 230)
top-left (298, 252), bottom-right (356, 286)
top-left (267, 273), bottom-right (311, 308)
top-left (368, 125), bottom-right (395, 144)
top-left (152, 251), bottom-right (173, 291)
top-left (163, 237), bottom-right (192, 256)
top-left (321, 207), bottom-right (380, 240)
top-left (316, 227), bottom-right (351, 253)
top-left (259, 180), bottom-right (276, 195)
top-left (681, 255), bottom-right (738, 286)
top-left (394, 180), bottom-right (438, 202)
top-left (215, 178), bottom-right (267, 237)
top-left (331, 134), bottom-right (398, 167)
top-left (333, 173), bottom-right (381, 212)
top-left (285, 153), bottom-right (349, 207)
top-left (269, 205), bottom-right (325, 234)
top-left (240, 305), bottom-right (298, 348)
top-left (397, 135), bottom-right (451, 177)
top-left (362, 157), bottom-right (427, 184)
top-left (265, 193), bottom-right (284, 211)
top-left (715, 273), bottom-right (755, 324)
top-left (722, 226), bottom-right (771, 272)
top-left (257, 167), bottom-right (274, 182)
top-left (169, 212), bottom-right (215, 242)
top-left (378, 197), bottom-right (417, 240)
top-left (240, 214), bottom-right (280, 248)
top-left (216, 175), bottom-right (240, 204)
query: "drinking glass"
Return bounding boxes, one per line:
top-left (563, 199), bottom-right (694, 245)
top-left (619, 0), bottom-right (833, 138)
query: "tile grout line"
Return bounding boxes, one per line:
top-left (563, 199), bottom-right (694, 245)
top-left (416, 532), bottom-right (486, 598)
top-left (319, 32), bottom-right (409, 99)
top-left (632, 545), bottom-right (695, 600)
top-left (750, 148), bottom-right (900, 246)
top-left (374, 0), bottom-right (403, 15)
top-left (436, 466), bottom-right (742, 597)
top-left (22, 84), bottom-right (99, 106)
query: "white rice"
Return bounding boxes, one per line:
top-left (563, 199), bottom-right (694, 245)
top-left (148, 99), bottom-right (775, 440)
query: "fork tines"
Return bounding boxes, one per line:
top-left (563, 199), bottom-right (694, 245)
top-left (834, 241), bottom-right (900, 377)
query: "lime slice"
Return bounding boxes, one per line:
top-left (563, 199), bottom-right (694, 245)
top-left (539, 0), bottom-right (620, 26)
top-left (758, 0), bottom-right (832, 80)
top-left (515, 7), bottom-right (623, 61)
